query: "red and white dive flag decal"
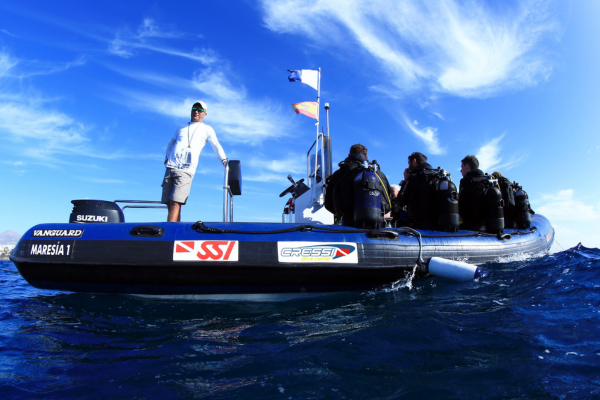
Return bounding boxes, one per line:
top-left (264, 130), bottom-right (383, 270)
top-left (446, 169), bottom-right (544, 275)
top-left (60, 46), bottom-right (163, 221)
top-left (173, 240), bottom-right (239, 261)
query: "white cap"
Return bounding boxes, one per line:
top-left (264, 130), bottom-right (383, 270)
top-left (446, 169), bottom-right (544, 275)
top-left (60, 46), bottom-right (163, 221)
top-left (192, 100), bottom-right (208, 113)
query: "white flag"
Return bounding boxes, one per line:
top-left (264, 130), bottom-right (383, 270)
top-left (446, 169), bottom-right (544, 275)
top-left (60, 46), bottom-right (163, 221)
top-left (287, 69), bottom-right (319, 90)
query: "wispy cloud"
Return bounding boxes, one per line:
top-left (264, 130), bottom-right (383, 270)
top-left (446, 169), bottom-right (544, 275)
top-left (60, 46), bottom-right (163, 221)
top-left (475, 133), bottom-right (526, 172)
top-left (535, 189), bottom-right (600, 250)
top-left (1, 29), bottom-right (17, 38)
top-left (430, 111), bottom-right (445, 121)
top-left (0, 96), bottom-right (131, 164)
top-left (136, 18), bottom-right (179, 39)
top-left (262, 0), bottom-right (557, 98)
top-left (0, 47), bottom-right (85, 79)
top-left (0, 50), bottom-right (138, 164)
top-left (244, 154), bottom-right (305, 182)
top-left (108, 18), bottom-right (217, 64)
top-left (248, 155), bottom-right (305, 174)
top-left (404, 118), bottom-right (445, 155)
top-left (537, 189), bottom-right (599, 222)
top-left (244, 172), bottom-right (289, 183)
top-left (107, 52), bottom-right (293, 144)
top-left (75, 177), bottom-right (134, 184)
top-left (0, 51), bottom-right (19, 77)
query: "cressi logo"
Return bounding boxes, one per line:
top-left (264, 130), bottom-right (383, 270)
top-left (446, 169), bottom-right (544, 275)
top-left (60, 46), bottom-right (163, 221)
top-left (277, 242), bottom-right (358, 263)
top-left (280, 245), bottom-right (355, 259)
top-left (173, 240), bottom-right (239, 262)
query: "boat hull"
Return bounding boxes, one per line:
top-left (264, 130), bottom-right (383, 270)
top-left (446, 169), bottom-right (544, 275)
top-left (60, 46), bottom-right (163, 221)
top-left (10, 215), bottom-right (554, 295)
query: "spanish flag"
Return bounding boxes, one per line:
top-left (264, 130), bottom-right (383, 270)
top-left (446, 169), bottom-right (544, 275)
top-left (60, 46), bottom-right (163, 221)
top-left (292, 102), bottom-right (317, 119)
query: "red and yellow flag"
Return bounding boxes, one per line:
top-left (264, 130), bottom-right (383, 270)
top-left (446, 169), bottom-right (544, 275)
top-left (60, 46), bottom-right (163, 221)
top-left (292, 102), bottom-right (317, 119)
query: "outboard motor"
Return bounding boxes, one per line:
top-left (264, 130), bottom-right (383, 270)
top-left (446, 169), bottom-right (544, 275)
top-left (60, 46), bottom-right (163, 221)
top-left (69, 200), bottom-right (125, 223)
top-left (481, 177), bottom-right (504, 234)
top-left (435, 169), bottom-right (459, 232)
top-left (354, 162), bottom-right (384, 229)
top-left (513, 182), bottom-right (532, 229)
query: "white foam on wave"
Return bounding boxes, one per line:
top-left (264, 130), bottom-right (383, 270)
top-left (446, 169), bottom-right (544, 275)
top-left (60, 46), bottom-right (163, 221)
top-left (383, 264), bottom-right (419, 292)
top-left (129, 292), bottom-right (330, 302)
top-left (494, 249), bottom-right (549, 264)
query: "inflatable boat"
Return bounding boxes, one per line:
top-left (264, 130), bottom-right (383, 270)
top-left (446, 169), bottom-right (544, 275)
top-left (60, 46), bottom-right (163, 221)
top-left (10, 105), bottom-right (554, 297)
top-left (10, 167), bottom-right (554, 297)
top-left (10, 212), bottom-right (553, 296)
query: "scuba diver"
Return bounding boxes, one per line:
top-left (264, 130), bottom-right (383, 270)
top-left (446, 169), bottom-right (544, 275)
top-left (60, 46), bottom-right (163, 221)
top-left (458, 155), bottom-right (487, 231)
top-left (325, 144), bottom-right (391, 228)
top-left (392, 152), bottom-right (439, 230)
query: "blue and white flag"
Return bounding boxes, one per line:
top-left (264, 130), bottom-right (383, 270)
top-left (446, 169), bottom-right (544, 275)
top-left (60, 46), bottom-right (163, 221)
top-left (287, 69), bottom-right (319, 90)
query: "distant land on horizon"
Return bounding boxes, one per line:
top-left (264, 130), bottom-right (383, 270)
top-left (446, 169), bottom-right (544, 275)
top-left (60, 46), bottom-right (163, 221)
top-left (0, 230), bottom-right (22, 245)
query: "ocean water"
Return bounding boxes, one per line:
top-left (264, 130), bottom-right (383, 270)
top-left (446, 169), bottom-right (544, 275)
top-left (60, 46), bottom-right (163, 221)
top-left (1, 246), bottom-right (600, 399)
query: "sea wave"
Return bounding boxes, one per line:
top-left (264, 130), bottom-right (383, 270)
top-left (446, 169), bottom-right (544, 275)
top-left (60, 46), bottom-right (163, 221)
top-left (1, 246), bottom-right (600, 398)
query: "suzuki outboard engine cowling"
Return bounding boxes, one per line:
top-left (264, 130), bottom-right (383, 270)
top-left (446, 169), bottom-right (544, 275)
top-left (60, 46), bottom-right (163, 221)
top-left (69, 200), bottom-right (125, 223)
top-left (354, 170), bottom-right (383, 229)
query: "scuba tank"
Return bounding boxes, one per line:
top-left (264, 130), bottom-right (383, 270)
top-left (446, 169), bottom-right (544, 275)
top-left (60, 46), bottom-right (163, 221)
top-left (512, 182), bottom-right (532, 229)
top-left (481, 175), bottom-right (504, 234)
top-left (435, 168), bottom-right (459, 232)
top-left (354, 161), bottom-right (384, 229)
top-left (494, 176), bottom-right (516, 229)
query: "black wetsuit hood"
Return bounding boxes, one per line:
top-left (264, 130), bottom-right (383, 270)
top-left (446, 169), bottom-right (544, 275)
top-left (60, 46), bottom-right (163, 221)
top-left (344, 152), bottom-right (368, 165)
top-left (410, 162), bottom-right (434, 174)
top-left (464, 168), bottom-right (484, 178)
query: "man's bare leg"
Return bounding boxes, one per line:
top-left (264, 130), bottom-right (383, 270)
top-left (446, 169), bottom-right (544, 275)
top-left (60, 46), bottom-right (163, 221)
top-left (167, 201), bottom-right (182, 222)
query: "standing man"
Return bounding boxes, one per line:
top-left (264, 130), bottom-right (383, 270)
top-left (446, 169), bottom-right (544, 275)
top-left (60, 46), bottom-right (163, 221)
top-left (161, 101), bottom-right (227, 222)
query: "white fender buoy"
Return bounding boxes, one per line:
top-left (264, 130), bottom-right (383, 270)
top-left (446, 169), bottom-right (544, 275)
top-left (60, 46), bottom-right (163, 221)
top-left (426, 257), bottom-right (482, 282)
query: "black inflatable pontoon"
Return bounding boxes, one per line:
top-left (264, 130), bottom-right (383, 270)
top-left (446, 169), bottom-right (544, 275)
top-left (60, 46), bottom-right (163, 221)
top-left (10, 209), bottom-right (553, 295)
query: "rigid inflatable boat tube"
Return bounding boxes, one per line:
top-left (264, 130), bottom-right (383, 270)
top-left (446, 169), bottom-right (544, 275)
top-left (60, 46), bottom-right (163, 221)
top-left (427, 257), bottom-right (482, 282)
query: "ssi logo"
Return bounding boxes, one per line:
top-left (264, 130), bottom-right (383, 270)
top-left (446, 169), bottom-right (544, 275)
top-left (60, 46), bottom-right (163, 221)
top-left (173, 240), bottom-right (239, 261)
top-left (277, 242), bottom-right (358, 264)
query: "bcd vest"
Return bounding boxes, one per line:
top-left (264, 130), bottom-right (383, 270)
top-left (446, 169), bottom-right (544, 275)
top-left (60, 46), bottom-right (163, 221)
top-left (353, 168), bottom-right (386, 228)
top-left (331, 161), bottom-right (390, 226)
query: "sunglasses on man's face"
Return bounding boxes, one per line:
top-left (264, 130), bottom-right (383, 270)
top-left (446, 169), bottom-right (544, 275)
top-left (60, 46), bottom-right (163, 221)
top-left (192, 107), bottom-right (206, 113)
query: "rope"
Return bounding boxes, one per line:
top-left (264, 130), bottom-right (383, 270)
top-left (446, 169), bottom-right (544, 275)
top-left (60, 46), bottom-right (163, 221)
top-left (191, 221), bottom-right (537, 239)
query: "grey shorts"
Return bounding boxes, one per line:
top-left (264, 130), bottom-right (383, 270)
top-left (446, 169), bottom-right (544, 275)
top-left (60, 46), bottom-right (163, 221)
top-left (161, 168), bottom-right (194, 205)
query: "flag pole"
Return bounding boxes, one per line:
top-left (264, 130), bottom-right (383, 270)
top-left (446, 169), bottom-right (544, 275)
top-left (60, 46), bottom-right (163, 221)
top-left (318, 69), bottom-right (326, 201)
top-left (313, 68), bottom-right (321, 203)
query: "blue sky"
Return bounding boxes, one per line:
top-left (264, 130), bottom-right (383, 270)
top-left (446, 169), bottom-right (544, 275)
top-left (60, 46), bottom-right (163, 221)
top-left (1, 0), bottom-right (599, 250)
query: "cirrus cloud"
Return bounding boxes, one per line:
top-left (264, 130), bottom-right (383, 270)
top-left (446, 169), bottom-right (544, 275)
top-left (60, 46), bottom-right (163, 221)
top-left (262, 0), bottom-right (557, 98)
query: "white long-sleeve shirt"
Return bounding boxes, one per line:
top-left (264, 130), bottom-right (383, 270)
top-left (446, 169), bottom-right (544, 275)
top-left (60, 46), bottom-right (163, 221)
top-left (164, 122), bottom-right (226, 176)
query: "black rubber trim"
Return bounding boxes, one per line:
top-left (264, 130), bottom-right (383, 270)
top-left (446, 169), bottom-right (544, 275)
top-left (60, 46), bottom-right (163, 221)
top-left (130, 225), bottom-right (165, 237)
top-left (191, 221), bottom-right (537, 239)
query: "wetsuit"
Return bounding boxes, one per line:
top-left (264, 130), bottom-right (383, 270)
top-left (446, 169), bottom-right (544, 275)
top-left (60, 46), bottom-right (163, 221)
top-left (394, 162), bottom-right (438, 230)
